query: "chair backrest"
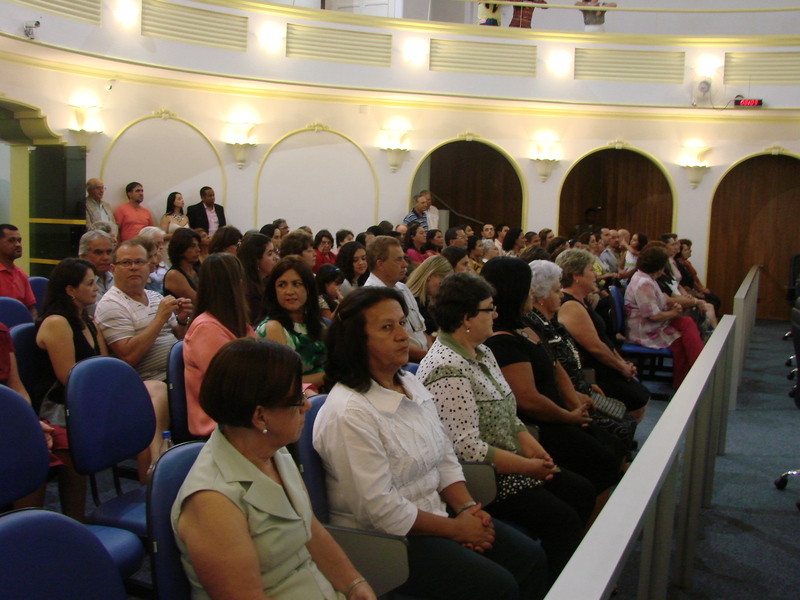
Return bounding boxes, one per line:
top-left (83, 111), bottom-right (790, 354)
top-left (0, 385), bottom-right (50, 506)
top-left (28, 276), bottom-right (48, 313)
top-left (295, 394), bottom-right (330, 523)
top-left (403, 362), bottom-right (419, 375)
top-left (10, 322), bottom-right (56, 414)
top-left (0, 296), bottom-right (33, 328)
top-left (65, 356), bottom-right (156, 475)
top-left (608, 286), bottom-right (625, 336)
top-left (0, 508), bottom-right (128, 600)
top-left (166, 341), bottom-right (194, 444)
top-left (147, 441), bottom-right (204, 600)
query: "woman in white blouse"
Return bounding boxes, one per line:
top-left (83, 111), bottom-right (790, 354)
top-left (416, 273), bottom-right (595, 584)
top-left (313, 287), bottom-right (547, 600)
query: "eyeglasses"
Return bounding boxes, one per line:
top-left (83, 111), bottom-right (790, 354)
top-left (114, 259), bottom-right (148, 268)
top-left (476, 304), bottom-right (497, 313)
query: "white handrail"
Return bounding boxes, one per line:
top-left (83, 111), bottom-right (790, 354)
top-left (730, 265), bottom-right (762, 410)
top-left (544, 313), bottom-right (737, 600)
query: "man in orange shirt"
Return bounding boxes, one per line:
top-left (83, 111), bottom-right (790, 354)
top-left (114, 181), bottom-right (153, 242)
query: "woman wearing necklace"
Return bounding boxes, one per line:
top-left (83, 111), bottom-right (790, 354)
top-left (159, 192), bottom-right (189, 241)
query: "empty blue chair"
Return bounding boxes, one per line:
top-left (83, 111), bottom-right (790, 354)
top-left (9, 322), bottom-right (56, 413)
top-left (28, 276), bottom-right (48, 313)
top-left (0, 296), bottom-right (33, 328)
top-left (65, 356), bottom-right (155, 538)
top-left (0, 509), bottom-right (128, 600)
top-left (0, 384), bottom-right (144, 577)
top-left (147, 441), bottom-right (205, 600)
top-left (167, 341), bottom-right (200, 444)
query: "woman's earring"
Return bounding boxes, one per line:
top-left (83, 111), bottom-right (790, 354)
top-left (466, 326), bottom-right (471, 333)
top-left (262, 428), bottom-right (268, 435)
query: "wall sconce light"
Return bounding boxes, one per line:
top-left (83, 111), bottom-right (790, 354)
top-left (679, 143), bottom-right (711, 189)
top-left (378, 128), bottom-right (410, 172)
top-left (529, 137), bottom-right (560, 182)
top-left (402, 39), bottom-right (429, 66)
top-left (68, 104), bottom-right (102, 152)
top-left (114, 0), bottom-right (139, 27)
top-left (224, 122), bottom-right (257, 169)
top-left (258, 23), bottom-right (285, 53)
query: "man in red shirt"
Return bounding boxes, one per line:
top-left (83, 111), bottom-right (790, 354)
top-left (0, 224), bottom-right (36, 318)
top-left (114, 181), bottom-right (153, 242)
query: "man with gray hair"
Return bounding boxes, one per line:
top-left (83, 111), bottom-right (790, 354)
top-left (84, 178), bottom-right (112, 227)
top-left (79, 229), bottom-right (114, 315)
top-left (136, 226), bottom-right (168, 289)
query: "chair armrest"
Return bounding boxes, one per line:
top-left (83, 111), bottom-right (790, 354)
top-left (460, 462), bottom-right (497, 508)
top-left (324, 525), bottom-right (409, 597)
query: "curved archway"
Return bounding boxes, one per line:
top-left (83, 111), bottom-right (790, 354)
top-left (559, 147), bottom-right (674, 238)
top-left (707, 152), bottom-right (800, 319)
top-left (254, 123), bottom-right (378, 231)
top-left (412, 138), bottom-right (526, 230)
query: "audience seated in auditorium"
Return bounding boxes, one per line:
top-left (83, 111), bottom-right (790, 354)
top-left (403, 223), bottom-right (428, 268)
top-left (173, 338), bottom-right (376, 600)
top-left (675, 239), bottom-right (721, 313)
top-left (137, 226), bottom-right (168, 289)
top-left (364, 236), bottom-right (429, 362)
top-left (335, 241), bottom-right (368, 297)
top-left (237, 233), bottom-right (277, 325)
top-left (418, 272), bottom-right (594, 584)
top-left (114, 181), bottom-right (153, 242)
top-left (405, 255), bottom-right (453, 345)
top-left (316, 264), bottom-right (344, 322)
top-left (78, 230), bottom-right (114, 316)
top-left (314, 287), bottom-right (548, 600)
top-left (0, 224), bottom-right (36, 318)
top-left (207, 225), bottom-right (243, 256)
top-left (445, 227), bottom-right (468, 249)
top-left (423, 228), bottom-right (444, 256)
top-left (502, 227), bottom-right (526, 258)
top-left (186, 186), bottom-right (225, 237)
top-left (184, 253), bottom-right (256, 437)
top-left (163, 228), bottom-right (201, 304)
top-left (94, 240), bottom-right (189, 472)
top-left (255, 256), bottom-right (327, 392)
top-left (619, 232), bottom-right (646, 280)
top-left (468, 235), bottom-right (485, 273)
top-left (624, 245), bottom-right (704, 388)
top-left (130, 235), bottom-right (163, 294)
top-left (335, 229), bottom-right (354, 252)
top-left (441, 246), bottom-right (471, 273)
top-left (313, 229), bottom-right (336, 274)
top-left (280, 229), bottom-right (316, 270)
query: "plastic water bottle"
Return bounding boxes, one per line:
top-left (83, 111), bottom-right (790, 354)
top-left (147, 431), bottom-right (174, 479)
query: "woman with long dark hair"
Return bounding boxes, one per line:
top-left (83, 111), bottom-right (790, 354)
top-left (237, 233), bottom-right (277, 325)
top-left (335, 241), bottom-right (368, 297)
top-left (316, 263), bottom-right (345, 321)
top-left (158, 191), bottom-right (189, 241)
top-left (403, 222), bottom-right (428, 268)
top-left (184, 253), bottom-right (256, 437)
top-left (256, 256), bottom-right (327, 390)
top-left (164, 227), bottom-right (201, 303)
top-left (208, 225), bottom-right (243, 255)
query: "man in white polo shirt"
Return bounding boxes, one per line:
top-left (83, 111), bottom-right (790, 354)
top-left (363, 235), bottom-right (428, 362)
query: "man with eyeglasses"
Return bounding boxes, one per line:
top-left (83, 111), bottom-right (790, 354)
top-left (444, 227), bottom-right (468, 249)
top-left (95, 241), bottom-right (192, 383)
top-left (84, 178), bottom-right (112, 227)
top-left (363, 236), bottom-right (429, 361)
top-left (79, 230), bottom-right (114, 316)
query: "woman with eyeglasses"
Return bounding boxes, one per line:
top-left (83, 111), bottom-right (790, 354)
top-left (312, 229), bottom-right (336, 274)
top-left (173, 338), bottom-right (377, 600)
top-left (163, 227), bottom-right (201, 304)
top-left (256, 256), bottom-right (327, 391)
top-left (335, 241), bottom-right (368, 297)
top-left (314, 287), bottom-right (548, 600)
top-left (183, 253), bottom-right (257, 437)
top-left (417, 273), bottom-right (594, 585)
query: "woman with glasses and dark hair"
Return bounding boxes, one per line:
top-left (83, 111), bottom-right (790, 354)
top-left (256, 256), bottom-right (327, 391)
top-left (313, 287), bottom-right (548, 600)
top-left (417, 273), bottom-right (594, 585)
top-left (313, 229), bottom-right (336, 274)
top-left (164, 227), bottom-right (201, 304)
top-left (316, 264), bottom-right (344, 321)
top-left (481, 257), bottom-right (626, 505)
top-left (335, 241), bottom-right (368, 297)
top-left (183, 253), bottom-right (256, 437)
top-left (173, 338), bottom-right (377, 600)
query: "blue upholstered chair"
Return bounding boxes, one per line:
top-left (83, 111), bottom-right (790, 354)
top-left (0, 509), bottom-right (128, 600)
top-left (0, 384), bottom-right (145, 578)
top-left (147, 441), bottom-right (205, 600)
top-left (28, 276), bottom-right (48, 313)
top-left (166, 341), bottom-right (201, 444)
top-left (0, 296), bottom-right (33, 328)
top-left (65, 356), bottom-right (155, 538)
top-left (9, 322), bottom-right (56, 413)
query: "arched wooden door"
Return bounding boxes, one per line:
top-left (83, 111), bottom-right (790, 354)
top-left (427, 140), bottom-right (523, 229)
top-left (708, 154), bottom-right (800, 320)
top-left (559, 148), bottom-right (673, 238)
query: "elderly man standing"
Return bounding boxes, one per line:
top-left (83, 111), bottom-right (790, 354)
top-left (363, 236), bottom-right (428, 362)
top-left (187, 186), bottom-right (226, 237)
top-left (78, 230), bottom-right (114, 316)
top-left (114, 181), bottom-right (153, 242)
top-left (0, 224), bottom-right (36, 318)
top-left (95, 240), bottom-right (193, 477)
top-left (85, 178), bottom-right (112, 227)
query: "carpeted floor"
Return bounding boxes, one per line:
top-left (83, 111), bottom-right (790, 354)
top-left (42, 319), bottom-right (800, 599)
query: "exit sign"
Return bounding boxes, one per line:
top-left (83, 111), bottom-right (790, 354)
top-left (734, 98), bottom-right (763, 107)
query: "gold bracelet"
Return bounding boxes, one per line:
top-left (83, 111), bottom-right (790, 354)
top-left (344, 577), bottom-right (367, 598)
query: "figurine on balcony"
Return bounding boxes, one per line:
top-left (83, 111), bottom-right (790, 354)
top-left (508, 0), bottom-right (548, 29)
top-left (478, 3), bottom-right (502, 26)
top-left (575, 1), bottom-right (616, 32)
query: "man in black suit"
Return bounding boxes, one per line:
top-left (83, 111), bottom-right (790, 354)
top-left (187, 186), bottom-right (226, 236)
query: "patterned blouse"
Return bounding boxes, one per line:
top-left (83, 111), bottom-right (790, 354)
top-left (623, 270), bottom-right (681, 349)
top-left (417, 333), bottom-right (543, 501)
top-left (526, 309), bottom-right (591, 395)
